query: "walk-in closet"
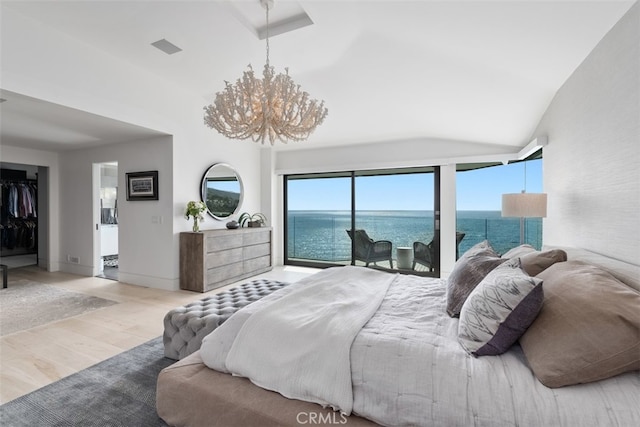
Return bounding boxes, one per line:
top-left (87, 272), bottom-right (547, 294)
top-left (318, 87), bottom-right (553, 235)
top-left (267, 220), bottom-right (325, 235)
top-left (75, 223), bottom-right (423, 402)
top-left (0, 163), bottom-right (40, 268)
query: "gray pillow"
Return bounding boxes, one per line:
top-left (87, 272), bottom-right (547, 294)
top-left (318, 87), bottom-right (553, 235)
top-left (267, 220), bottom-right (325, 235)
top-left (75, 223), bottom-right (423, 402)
top-left (446, 240), bottom-right (506, 317)
top-left (520, 261), bottom-right (640, 388)
top-left (501, 244), bottom-right (536, 259)
top-left (458, 258), bottom-right (544, 356)
top-left (520, 249), bottom-right (567, 276)
top-left (462, 239), bottom-right (497, 258)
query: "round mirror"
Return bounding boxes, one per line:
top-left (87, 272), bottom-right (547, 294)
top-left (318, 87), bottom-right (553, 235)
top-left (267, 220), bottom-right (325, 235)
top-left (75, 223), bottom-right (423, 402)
top-left (201, 163), bottom-right (243, 220)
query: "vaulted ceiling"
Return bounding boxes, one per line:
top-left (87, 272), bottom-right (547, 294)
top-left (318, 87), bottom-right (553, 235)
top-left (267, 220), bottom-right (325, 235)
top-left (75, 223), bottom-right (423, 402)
top-left (0, 0), bottom-right (634, 152)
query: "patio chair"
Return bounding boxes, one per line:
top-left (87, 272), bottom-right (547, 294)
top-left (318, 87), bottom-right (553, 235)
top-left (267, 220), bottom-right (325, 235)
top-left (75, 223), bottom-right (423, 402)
top-left (346, 229), bottom-right (394, 269)
top-left (412, 232), bottom-right (465, 271)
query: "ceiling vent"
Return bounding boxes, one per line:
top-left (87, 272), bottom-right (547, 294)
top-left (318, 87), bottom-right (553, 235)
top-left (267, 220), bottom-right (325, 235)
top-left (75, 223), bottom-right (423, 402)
top-left (151, 39), bottom-right (183, 55)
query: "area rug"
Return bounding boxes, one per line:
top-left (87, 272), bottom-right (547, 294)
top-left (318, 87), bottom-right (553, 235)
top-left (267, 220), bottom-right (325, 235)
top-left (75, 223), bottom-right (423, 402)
top-left (0, 279), bottom-right (118, 336)
top-left (0, 337), bottom-right (171, 426)
top-left (102, 255), bottom-right (118, 267)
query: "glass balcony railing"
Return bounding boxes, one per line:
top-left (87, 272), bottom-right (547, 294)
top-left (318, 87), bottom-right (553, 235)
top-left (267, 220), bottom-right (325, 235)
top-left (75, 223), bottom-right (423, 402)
top-left (287, 212), bottom-right (352, 263)
top-left (286, 210), bottom-right (543, 265)
top-left (457, 216), bottom-right (543, 255)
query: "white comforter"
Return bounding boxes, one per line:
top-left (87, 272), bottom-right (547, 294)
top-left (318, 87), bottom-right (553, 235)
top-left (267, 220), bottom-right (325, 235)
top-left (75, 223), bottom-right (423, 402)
top-left (201, 266), bottom-right (395, 414)
top-left (202, 267), bottom-right (640, 427)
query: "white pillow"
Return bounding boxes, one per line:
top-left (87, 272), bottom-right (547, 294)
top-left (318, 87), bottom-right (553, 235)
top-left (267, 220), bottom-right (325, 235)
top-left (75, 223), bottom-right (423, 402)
top-left (458, 258), bottom-right (543, 356)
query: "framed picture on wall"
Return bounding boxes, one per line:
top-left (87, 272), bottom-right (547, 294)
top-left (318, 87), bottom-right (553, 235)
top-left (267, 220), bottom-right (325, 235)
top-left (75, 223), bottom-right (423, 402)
top-left (126, 170), bottom-right (158, 201)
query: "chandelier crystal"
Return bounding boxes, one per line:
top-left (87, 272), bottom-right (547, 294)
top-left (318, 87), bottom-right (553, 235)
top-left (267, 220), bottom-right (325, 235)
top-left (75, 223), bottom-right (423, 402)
top-left (204, 0), bottom-right (328, 145)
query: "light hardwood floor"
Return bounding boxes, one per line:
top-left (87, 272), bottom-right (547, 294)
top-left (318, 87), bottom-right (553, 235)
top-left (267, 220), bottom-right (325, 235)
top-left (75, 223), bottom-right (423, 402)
top-left (0, 264), bottom-right (317, 404)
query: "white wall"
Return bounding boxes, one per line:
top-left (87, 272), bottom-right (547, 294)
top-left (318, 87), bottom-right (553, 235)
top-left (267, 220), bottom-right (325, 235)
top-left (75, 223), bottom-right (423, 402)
top-left (59, 136), bottom-right (176, 288)
top-left (531, 2), bottom-right (639, 265)
top-left (275, 138), bottom-right (519, 175)
top-left (1, 5), bottom-right (262, 289)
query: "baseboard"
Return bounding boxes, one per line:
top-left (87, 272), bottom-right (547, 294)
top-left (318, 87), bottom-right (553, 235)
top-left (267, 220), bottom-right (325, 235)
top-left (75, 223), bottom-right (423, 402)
top-left (118, 271), bottom-right (180, 291)
top-left (57, 262), bottom-right (179, 291)
top-left (59, 261), bottom-right (94, 276)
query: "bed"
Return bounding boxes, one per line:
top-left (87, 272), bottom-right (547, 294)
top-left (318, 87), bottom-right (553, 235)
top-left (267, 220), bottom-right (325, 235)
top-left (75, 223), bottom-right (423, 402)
top-left (157, 245), bottom-right (640, 426)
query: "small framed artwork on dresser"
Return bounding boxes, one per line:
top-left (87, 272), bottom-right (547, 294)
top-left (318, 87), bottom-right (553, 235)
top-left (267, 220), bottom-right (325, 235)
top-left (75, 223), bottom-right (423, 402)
top-left (126, 170), bottom-right (159, 201)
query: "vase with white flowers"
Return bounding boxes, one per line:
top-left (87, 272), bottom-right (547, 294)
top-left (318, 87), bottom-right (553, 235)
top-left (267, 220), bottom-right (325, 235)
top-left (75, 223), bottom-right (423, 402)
top-left (185, 200), bottom-right (207, 232)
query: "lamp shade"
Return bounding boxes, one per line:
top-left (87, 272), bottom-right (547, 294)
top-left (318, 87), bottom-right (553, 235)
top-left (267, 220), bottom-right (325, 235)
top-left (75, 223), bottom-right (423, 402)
top-left (502, 193), bottom-right (547, 218)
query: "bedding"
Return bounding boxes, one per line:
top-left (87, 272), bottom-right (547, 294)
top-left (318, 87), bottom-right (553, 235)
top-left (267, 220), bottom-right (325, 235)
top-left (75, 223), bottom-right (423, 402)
top-left (500, 243), bottom-right (536, 258)
top-left (501, 246), bottom-right (567, 276)
top-left (520, 260), bottom-right (640, 388)
top-left (445, 240), bottom-right (506, 317)
top-left (458, 258), bottom-right (544, 356)
top-left (201, 266), bottom-right (394, 413)
top-left (192, 265), bottom-right (639, 426)
top-left (158, 247), bottom-right (640, 427)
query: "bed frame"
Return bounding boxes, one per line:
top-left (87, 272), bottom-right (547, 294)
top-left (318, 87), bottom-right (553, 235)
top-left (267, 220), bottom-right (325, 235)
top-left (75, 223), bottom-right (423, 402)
top-left (157, 351), bottom-right (376, 426)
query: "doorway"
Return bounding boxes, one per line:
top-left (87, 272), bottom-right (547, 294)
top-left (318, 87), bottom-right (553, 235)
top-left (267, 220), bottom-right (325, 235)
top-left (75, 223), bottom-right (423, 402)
top-left (0, 162), bottom-right (48, 269)
top-left (95, 162), bottom-right (119, 280)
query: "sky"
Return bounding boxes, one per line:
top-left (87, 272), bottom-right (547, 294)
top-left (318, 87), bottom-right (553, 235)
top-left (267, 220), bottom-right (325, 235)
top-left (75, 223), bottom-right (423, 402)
top-left (287, 159), bottom-right (543, 211)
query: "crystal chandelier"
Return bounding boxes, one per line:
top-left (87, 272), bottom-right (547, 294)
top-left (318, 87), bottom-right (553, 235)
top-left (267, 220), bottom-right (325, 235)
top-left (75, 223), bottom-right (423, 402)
top-left (204, 0), bottom-right (328, 145)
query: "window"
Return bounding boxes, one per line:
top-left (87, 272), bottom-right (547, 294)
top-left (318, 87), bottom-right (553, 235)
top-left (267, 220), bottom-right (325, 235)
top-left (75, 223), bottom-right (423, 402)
top-left (456, 159), bottom-right (543, 255)
top-left (286, 173), bottom-right (352, 264)
top-left (285, 168), bottom-right (438, 274)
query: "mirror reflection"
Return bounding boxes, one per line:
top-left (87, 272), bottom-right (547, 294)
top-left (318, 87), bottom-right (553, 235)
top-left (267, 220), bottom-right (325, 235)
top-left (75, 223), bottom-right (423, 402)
top-left (201, 163), bottom-right (243, 219)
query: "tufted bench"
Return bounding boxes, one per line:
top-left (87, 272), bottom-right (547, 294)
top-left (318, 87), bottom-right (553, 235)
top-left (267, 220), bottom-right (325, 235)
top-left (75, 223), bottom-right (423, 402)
top-left (163, 278), bottom-right (289, 360)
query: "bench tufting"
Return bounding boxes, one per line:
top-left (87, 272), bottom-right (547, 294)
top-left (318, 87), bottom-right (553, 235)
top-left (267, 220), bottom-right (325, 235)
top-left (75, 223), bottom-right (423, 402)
top-left (163, 278), bottom-right (289, 360)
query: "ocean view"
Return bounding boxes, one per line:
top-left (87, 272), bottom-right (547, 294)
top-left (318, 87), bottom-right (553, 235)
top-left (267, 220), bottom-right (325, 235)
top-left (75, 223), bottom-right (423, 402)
top-left (287, 210), bottom-right (542, 263)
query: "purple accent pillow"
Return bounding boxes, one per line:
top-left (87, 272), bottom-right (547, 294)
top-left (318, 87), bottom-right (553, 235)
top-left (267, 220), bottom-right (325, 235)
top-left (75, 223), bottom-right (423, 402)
top-left (446, 240), bottom-right (506, 317)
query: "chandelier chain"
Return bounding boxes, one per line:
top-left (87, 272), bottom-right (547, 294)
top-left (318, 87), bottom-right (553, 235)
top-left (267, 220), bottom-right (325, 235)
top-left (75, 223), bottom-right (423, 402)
top-left (265, 3), bottom-right (270, 67)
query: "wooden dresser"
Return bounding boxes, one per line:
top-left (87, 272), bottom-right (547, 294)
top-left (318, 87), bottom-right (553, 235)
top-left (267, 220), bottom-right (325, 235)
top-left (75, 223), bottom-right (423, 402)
top-left (179, 227), bottom-right (272, 292)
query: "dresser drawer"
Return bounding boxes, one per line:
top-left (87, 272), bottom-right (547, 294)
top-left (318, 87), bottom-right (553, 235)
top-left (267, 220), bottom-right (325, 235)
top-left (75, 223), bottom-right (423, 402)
top-left (207, 262), bottom-right (243, 286)
top-left (206, 248), bottom-right (243, 269)
top-left (243, 230), bottom-right (271, 246)
top-left (206, 234), bottom-right (242, 252)
top-left (244, 255), bottom-right (271, 273)
top-left (243, 242), bottom-right (271, 260)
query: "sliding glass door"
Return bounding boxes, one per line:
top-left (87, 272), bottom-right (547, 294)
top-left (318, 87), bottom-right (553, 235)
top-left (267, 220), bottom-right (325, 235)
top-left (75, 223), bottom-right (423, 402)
top-left (285, 167), bottom-right (439, 275)
top-left (353, 170), bottom-right (435, 271)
